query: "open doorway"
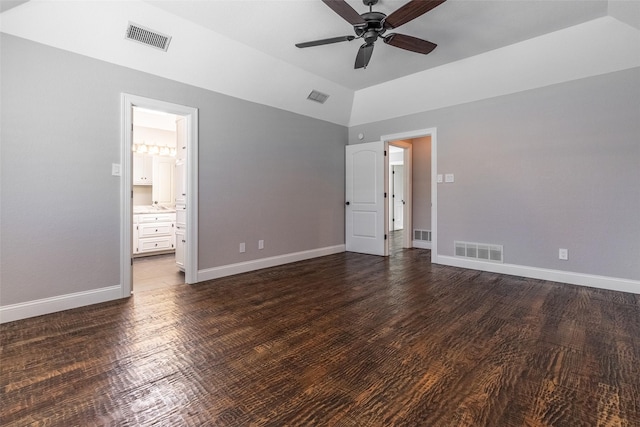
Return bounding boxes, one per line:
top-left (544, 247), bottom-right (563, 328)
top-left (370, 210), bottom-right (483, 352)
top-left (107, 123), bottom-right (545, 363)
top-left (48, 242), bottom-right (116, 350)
top-left (383, 129), bottom-right (435, 260)
top-left (131, 107), bottom-right (184, 292)
top-left (388, 144), bottom-right (408, 256)
top-left (120, 94), bottom-right (198, 298)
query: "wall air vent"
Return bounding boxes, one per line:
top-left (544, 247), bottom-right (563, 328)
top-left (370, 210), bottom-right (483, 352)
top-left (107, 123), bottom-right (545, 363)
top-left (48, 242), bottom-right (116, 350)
top-left (125, 22), bottom-right (172, 51)
top-left (455, 241), bottom-right (503, 263)
top-left (414, 229), bottom-right (432, 242)
top-left (307, 90), bottom-right (329, 104)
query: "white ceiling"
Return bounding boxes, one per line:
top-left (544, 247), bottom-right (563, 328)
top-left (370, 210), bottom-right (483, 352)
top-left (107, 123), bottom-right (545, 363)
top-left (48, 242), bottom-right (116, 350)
top-left (1, 1), bottom-right (639, 126)
top-left (148, 0), bottom-right (609, 90)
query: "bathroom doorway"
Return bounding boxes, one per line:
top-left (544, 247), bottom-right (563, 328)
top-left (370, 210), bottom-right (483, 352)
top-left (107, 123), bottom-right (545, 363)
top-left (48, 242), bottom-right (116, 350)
top-left (121, 94), bottom-right (198, 297)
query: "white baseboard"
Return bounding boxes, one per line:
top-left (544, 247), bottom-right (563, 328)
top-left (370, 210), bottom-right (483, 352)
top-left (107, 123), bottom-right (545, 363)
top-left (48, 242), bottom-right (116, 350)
top-left (412, 240), bottom-right (432, 250)
top-left (435, 255), bottom-right (640, 294)
top-left (197, 244), bottom-right (346, 282)
top-left (0, 285), bottom-right (122, 324)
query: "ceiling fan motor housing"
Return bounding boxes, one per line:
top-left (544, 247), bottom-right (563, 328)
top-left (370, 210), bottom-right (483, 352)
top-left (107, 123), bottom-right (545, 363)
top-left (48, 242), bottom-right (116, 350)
top-left (355, 11), bottom-right (386, 44)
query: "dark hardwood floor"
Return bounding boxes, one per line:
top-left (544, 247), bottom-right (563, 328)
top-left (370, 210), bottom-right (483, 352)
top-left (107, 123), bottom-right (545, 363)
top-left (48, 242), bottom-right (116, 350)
top-left (1, 244), bottom-right (639, 426)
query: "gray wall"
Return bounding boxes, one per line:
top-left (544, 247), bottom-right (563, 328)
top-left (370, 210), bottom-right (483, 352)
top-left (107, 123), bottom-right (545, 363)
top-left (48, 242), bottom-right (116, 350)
top-left (350, 68), bottom-right (640, 281)
top-left (1, 34), bottom-right (346, 306)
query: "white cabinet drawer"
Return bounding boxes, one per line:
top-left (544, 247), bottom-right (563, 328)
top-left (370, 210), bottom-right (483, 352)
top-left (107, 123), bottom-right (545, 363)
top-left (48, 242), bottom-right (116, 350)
top-left (137, 213), bottom-right (176, 223)
top-left (138, 222), bottom-right (173, 238)
top-left (139, 236), bottom-right (173, 253)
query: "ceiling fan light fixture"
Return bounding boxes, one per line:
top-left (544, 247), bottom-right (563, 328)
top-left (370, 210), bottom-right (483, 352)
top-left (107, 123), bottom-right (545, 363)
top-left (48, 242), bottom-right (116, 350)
top-left (307, 90), bottom-right (330, 104)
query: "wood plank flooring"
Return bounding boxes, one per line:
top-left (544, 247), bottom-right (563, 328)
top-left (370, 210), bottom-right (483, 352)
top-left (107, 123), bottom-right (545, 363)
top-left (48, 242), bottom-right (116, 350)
top-left (1, 245), bottom-right (639, 426)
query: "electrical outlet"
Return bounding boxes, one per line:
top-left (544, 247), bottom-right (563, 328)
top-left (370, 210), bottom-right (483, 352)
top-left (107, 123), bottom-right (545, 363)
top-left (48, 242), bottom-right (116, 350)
top-left (445, 173), bottom-right (455, 183)
top-left (111, 163), bottom-right (121, 176)
top-left (559, 248), bottom-right (568, 260)
top-left (239, 242), bottom-right (246, 253)
top-left (258, 240), bottom-right (264, 250)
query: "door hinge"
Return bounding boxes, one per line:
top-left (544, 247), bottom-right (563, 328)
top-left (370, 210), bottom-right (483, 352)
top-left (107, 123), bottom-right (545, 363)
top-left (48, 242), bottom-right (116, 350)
top-left (384, 150), bottom-right (387, 156)
top-left (384, 192), bottom-right (387, 198)
top-left (131, 190), bottom-right (133, 199)
top-left (130, 258), bottom-right (133, 266)
top-left (384, 234), bottom-right (387, 240)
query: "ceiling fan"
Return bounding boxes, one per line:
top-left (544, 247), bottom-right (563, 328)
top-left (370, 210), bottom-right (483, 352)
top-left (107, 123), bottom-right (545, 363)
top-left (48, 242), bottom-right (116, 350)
top-left (296, 0), bottom-right (446, 69)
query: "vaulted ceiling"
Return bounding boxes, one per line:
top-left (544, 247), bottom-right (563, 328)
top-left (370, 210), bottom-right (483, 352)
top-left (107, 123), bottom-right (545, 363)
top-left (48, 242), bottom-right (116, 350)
top-left (150, 0), bottom-right (610, 90)
top-left (2, 1), bottom-right (639, 126)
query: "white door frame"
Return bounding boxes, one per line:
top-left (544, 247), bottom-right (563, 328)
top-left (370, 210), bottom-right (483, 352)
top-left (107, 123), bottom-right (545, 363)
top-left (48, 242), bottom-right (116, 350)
top-left (120, 94), bottom-right (199, 296)
top-left (381, 128), bottom-right (437, 262)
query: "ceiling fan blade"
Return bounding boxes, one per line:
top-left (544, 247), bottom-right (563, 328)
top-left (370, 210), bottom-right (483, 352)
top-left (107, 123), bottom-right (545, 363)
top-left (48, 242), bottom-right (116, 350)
top-left (384, 33), bottom-right (437, 55)
top-left (384, 0), bottom-right (446, 29)
top-left (296, 35), bottom-right (355, 48)
top-left (355, 43), bottom-right (374, 69)
top-left (322, 0), bottom-right (366, 26)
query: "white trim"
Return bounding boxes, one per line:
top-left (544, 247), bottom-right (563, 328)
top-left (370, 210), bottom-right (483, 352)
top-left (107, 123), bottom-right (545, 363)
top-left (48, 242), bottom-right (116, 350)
top-left (380, 128), bottom-right (437, 262)
top-left (412, 240), bottom-right (432, 250)
top-left (0, 286), bottom-right (122, 324)
top-left (121, 94), bottom-right (199, 295)
top-left (436, 255), bottom-right (640, 295)
top-left (197, 245), bottom-right (346, 282)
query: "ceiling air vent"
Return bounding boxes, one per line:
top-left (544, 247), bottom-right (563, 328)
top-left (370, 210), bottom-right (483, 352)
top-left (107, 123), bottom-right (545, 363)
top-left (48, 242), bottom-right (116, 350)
top-left (125, 22), bottom-right (172, 51)
top-left (307, 90), bottom-right (329, 104)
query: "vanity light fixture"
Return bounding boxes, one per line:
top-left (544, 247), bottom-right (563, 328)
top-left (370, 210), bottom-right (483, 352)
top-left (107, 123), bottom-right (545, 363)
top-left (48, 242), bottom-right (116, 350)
top-left (133, 140), bottom-right (176, 156)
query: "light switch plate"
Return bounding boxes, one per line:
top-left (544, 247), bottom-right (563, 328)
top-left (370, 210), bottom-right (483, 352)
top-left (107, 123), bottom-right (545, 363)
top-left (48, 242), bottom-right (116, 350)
top-left (111, 163), bottom-right (121, 176)
top-left (437, 174), bottom-right (443, 183)
top-left (240, 242), bottom-right (246, 253)
top-left (445, 173), bottom-right (455, 183)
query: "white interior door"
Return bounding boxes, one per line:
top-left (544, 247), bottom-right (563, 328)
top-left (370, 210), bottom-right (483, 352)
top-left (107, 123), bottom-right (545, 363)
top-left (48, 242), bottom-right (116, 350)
top-left (345, 141), bottom-right (385, 256)
top-left (393, 165), bottom-right (404, 230)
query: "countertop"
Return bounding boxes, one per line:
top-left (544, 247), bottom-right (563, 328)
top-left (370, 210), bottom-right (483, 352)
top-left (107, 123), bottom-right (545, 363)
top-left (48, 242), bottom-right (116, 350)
top-left (134, 205), bottom-right (176, 214)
